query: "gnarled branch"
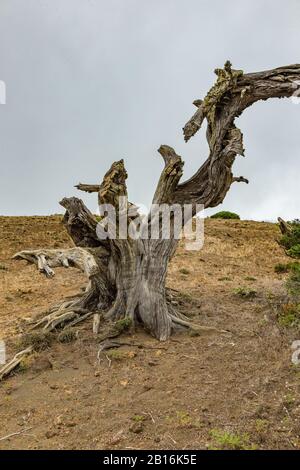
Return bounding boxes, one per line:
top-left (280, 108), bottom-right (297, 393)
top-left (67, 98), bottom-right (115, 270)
top-left (152, 145), bottom-right (184, 205)
top-left (13, 247), bottom-right (109, 278)
top-left (60, 197), bottom-right (102, 248)
top-left (232, 176), bottom-right (249, 184)
top-left (171, 62), bottom-right (300, 209)
top-left (75, 183), bottom-right (100, 193)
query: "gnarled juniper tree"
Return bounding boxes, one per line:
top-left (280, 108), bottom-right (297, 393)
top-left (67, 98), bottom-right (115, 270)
top-left (13, 62), bottom-right (300, 341)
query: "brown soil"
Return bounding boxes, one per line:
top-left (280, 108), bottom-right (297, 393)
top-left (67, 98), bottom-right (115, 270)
top-left (0, 216), bottom-right (299, 450)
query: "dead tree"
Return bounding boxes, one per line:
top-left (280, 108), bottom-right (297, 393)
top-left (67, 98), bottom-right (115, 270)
top-left (13, 62), bottom-right (300, 341)
top-left (278, 217), bottom-right (293, 236)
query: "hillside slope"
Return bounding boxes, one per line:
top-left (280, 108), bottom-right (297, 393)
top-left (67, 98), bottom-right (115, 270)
top-left (0, 216), bottom-right (299, 450)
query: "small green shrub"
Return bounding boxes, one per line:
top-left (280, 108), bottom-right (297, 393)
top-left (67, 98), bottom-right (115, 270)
top-left (279, 223), bottom-right (300, 258)
top-left (286, 269), bottom-right (300, 297)
top-left (19, 331), bottom-right (54, 352)
top-left (179, 268), bottom-right (190, 275)
top-left (188, 328), bottom-right (200, 337)
top-left (210, 211), bottom-right (240, 220)
top-left (18, 354), bottom-right (36, 372)
top-left (287, 244), bottom-right (300, 258)
top-left (131, 414), bottom-right (146, 422)
top-left (283, 393), bottom-right (296, 410)
top-left (234, 287), bottom-right (257, 299)
top-left (114, 317), bottom-right (132, 333)
top-left (275, 262), bottom-right (300, 274)
top-left (289, 262), bottom-right (300, 274)
top-left (106, 349), bottom-right (126, 361)
top-left (278, 303), bottom-right (300, 328)
top-left (105, 348), bottom-right (136, 361)
top-left (275, 262), bottom-right (300, 328)
top-left (255, 419), bottom-right (269, 434)
top-left (209, 429), bottom-right (256, 450)
top-left (275, 263), bottom-right (290, 274)
top-left (57, 329), bottom-right (77, 344)
top-left (176, 411), bottom-right (193, 427)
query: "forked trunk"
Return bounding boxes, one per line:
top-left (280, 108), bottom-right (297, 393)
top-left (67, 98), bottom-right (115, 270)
top-left (11, 62), bottom-right (300, 345)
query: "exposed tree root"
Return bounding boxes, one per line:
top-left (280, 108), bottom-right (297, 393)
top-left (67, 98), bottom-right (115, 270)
top-left (0, 347), bottom-right (33, 381)
top-left (168, 313), bottom-right (229, 334)
top-left (0, 286), bottom-right (226, 381)
top-left (12, 247), bottom-right (113, 333)
top-left (28, 291), bottom-right (95, 332)
top-left (0, 256), bottom-right (228, 382)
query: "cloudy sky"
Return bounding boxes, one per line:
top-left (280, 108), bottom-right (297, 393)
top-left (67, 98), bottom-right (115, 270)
top-left (0, 0), bottom-right (299, 220)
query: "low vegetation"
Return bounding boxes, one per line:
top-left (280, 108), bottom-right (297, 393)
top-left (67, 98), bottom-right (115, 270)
top-left (179, 268), bottom-right (190, 275)
top-left (279, 219), bottom-right (300, 259)
top-left (19, 331), bottom-right (54, 352)
top-left (210, 211), bottom-right (240, 220)
top-left (209, 429), bottom-right (256, 450)
top-left (275, 262), bottom-right (300, 274)
top-left (275, 236), bottom-right (300, 329)
top-left (278, 303), bottom-right (300, 328)
top-left (234, 287), bottom-right (257, 299)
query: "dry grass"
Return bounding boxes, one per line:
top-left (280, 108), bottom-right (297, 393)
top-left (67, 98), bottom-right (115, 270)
top-left (0, 216), bottom-right (300, 450)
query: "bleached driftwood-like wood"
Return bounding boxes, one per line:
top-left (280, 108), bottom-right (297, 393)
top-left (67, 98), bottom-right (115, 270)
top-left (175, 62), bottom-right (300, 210)
top-left (11, 62), bottom-right (300, 344)
top-left (74, 183), bottom-right (100, 193)
top-left (0, 347), bottom-right (33, 381)
top-left (13, 247), bottom-right (113, 332)
top-left (13, 246), bottom-right (108, 278)
top-left (93, 313), bottom-right (101, 335)
top-left (0, 427), bottom-right (33, 442)
top-left (278, 217), bottom-right (293, 236)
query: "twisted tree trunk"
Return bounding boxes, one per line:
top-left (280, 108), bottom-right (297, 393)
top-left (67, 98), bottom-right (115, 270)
top-left (13, 62), bottom-right (300, 341)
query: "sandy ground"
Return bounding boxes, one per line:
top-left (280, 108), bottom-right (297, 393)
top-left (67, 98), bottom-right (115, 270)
top-left (0, 216), bottom-right (300, 450)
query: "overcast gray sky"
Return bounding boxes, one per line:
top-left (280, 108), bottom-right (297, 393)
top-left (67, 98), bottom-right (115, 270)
top-left (0, 0), bottom-right (299, 220)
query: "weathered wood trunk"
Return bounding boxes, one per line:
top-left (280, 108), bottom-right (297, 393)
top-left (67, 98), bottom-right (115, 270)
top-left (12, 62), bottom-right (300, 342)
top-left (104, 238), bottom-right (179, 340)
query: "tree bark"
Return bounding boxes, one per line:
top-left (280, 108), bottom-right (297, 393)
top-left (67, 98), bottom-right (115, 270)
top-left (13, 62), bottom-right (300, 341)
